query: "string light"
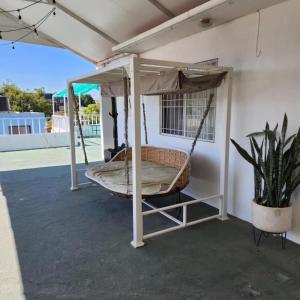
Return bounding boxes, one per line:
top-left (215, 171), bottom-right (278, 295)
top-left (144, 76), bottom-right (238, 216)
top-left (33, 26), bottom-right (39, 39)
top-left (0, 8), bottom-right (56, 49)
top-left (0, 1), bottom-right (43, 14)
top-left (52, 1), bottom-right (56, 16)
top-left (17, 9), bottom-right (23, 24)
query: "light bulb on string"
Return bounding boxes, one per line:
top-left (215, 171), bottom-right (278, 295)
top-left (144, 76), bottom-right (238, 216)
top-left (33, 26), bottom-right (39, 39)
top-left (53, 8), bottom-right (56, 16)
top-left (12, 43), bottom-right (15, 50)
top-left (17, 9), bottom-right (22, 24)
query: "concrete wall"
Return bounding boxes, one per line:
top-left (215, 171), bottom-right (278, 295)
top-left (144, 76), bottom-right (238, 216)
top-left (0, 133), bottom-right (70, 152)
top-left (114, 0), bottom-right (300, 243)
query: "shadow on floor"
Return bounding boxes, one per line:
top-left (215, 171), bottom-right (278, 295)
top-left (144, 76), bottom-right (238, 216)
top-left (1, 164), bottom-right (300, 299)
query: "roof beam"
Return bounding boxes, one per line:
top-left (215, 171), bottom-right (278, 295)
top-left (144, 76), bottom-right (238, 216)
top-left (49, 1), bottom-right (119, 45)
top-left (23, 0), bottom-right (119, 44)
top-left (147, 0), bottom-right (175, 18)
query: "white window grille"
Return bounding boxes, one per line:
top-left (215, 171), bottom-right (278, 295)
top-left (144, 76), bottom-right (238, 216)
top-left (160, 89), bottom-right (217, 142)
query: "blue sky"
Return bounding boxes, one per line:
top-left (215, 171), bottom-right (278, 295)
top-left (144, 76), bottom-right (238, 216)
top-left (0, 41), bottom-right (95, 93)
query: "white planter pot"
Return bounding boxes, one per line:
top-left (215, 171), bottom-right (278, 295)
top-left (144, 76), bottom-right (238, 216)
top-left (252, 200), bottom-right (292, 233)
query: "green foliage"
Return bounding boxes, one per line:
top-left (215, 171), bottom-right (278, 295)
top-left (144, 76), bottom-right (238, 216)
top-left (231, 114), bottom-right (300, 207)
top-left (84, 102), bottom-right (100, 115)
top-left (77, 94), bottom-right (95, 107)
top-left (0, 82), bottom-right (52, 117)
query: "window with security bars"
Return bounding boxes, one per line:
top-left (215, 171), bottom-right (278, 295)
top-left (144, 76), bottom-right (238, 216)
top-left (160, 89), bottom-right (216, 142)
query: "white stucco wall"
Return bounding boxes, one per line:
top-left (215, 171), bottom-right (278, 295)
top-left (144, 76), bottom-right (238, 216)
top-left (114, 0), bottom-right (300, 243)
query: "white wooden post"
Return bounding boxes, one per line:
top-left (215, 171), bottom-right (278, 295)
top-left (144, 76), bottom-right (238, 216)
top-left (219, 69), bottom-right (233, 220)
top-left (130, 56), bottom-right (144, 248)
top-left (63, 96), bottom-right (67, 116)
top-left (52, 95), bottom-right (55, 115)
top-left (79, 94), bottom-right (82, 110)
top-left (68, 82), bottom-right (78, 190)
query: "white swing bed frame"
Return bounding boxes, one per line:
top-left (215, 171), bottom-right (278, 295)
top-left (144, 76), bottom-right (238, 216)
top-left (67, 55), bottom-right (233, 248)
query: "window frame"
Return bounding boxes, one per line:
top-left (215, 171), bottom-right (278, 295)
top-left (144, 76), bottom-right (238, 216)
top-left (159, 91), bottom-right (217, 143)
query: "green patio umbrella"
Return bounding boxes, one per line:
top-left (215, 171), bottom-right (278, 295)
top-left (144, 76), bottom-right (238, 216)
top-left (53, 83), bottom-right (99, 98)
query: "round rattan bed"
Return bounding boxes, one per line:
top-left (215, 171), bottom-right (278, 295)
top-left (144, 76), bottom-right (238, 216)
top-left (85, 146), bottom-right (191, 198)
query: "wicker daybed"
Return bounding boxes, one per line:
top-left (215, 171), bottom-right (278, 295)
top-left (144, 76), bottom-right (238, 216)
top-left (86, 146), bottom-right (191, 198)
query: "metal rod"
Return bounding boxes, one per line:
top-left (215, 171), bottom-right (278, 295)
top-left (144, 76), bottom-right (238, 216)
top-left (143, 200), bottom-right (182, 225)
top-left (185, 214), bottom-right (221, 227)
top-left (144, 224), bottom-right (184, 239)
top-left (143, 214), bottom-right (221, 240)
top-left (143, 194), bottom-right (221, 216)
top-left (183, 205), bottom-right (187, 226)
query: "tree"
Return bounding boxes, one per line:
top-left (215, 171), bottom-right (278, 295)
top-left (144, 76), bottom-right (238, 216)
top-left (76, 94), bottom-right (95, 107)
top-left (0, 82), bottom-right (52, 116)
top-left (84, 102), bottom-right (100, 115)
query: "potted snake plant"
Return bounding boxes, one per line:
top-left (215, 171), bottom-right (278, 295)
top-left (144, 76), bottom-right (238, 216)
top-left (231, 114), bottom-right (300, 233)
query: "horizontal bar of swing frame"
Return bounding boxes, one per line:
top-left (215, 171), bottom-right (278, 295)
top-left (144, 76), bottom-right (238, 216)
top-left (67, 54), bottom-right (231, 84)
top-left (143, 200), bottom-right (183, 225)
top-left (142, 194), bottom-right (222, 239)
top-left (68, 55), bottom-right (134, 84)
top-left (139, 58), bottom-right (231, 72)
top-left (77, 182), bottom-right (93, 186)
top-left (143, 214), bottom-right (221, 240)
top-left (142, 194), bottom-right (221, 216)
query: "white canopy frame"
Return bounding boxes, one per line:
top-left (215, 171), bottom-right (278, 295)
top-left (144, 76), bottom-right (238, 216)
top-left (67, 54), bottom-right (233, 248)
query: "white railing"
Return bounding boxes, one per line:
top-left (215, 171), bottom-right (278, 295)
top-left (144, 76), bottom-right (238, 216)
top-left (52, 113), bottom-right (101, 137)
top-left (51, 115), bottom-right (69, 133)
top-left (76, 113), bottom-right (100, 126)
top-left (0, 114), bottom-right (101, 137)
top-left (0, 117), bottom-right (47, 136)
top-left (76, 113), bottom-right (101, 137)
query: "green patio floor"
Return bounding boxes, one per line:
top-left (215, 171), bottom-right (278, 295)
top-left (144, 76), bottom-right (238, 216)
top-left (0, 137), bottom-right (103, 171)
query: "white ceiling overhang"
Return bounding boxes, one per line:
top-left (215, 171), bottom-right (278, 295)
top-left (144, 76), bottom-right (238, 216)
top-left (113, 0), bottom-right (288, 54)
top-left (0, 0), bottom-right (287, 64)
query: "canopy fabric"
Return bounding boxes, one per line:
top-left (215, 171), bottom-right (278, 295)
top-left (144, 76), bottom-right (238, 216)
top-left (100, 71), bottom-right (227, 97)
top-left (53, 83), bottom-right (99, 98)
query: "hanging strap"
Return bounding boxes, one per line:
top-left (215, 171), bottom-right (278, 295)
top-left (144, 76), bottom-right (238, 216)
top-left (142, 96), bottom-right (148, 145)
top-left (189, 93), bottom-right (214, 156)
top-left (70, 85), bottom-right (88, 165)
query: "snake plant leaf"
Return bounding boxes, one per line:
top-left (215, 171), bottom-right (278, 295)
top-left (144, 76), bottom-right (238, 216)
top-left (232, 115), bottom-right (300, 207)
top-left (282, 113), bottom-right (288, 143)
top-left (250, 138), bottom-right (262, 199)
top-left (231, 139), bottom-right (263, 174)
top-left (247, 131), bottom-right (265, 138)
top-left (273, 123), bottom-right (279, 135)
top-left (284, 134), bottom-right (296, 148)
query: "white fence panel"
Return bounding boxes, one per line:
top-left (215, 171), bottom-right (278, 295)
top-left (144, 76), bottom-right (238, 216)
top-left (52, 115), bottom-right (69, 133)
